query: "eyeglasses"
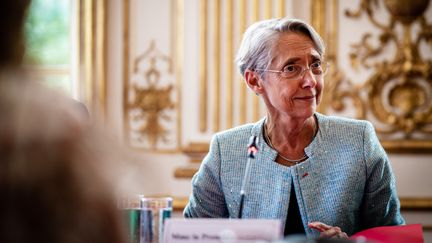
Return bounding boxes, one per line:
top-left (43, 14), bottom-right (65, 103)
top-left (255, 61), bottom-right (329, 80)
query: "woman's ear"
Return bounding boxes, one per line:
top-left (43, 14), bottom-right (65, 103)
top-left (244, 69), bottom-right (264, 95)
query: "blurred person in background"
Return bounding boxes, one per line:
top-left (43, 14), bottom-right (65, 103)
top-left (0, 1), bottom-right (127, 242)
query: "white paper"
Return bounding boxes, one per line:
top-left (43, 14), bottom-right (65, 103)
top-left (163, 218), bottom-right (282, 243)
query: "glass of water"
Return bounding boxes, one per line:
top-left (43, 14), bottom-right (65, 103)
top-left (140, 197), bottom-right (173, 243)
top-left (118, 194), bottom-right (144, 243)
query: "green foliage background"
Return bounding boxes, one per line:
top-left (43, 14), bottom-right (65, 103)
top-left (24, 0), bottom-right (70, 65)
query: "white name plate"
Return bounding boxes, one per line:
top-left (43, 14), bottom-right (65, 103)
top-left (163, 218), bottom-right (282, 243)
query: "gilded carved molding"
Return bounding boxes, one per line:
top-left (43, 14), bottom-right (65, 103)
top-left (346, 0), bottom-right (432, 137)
top-left (315, 0), bottom-right (432, 152)
top-left (123, 0), bottom-right (180, 151)
top-left (128, 41), bottom-right (176, 150)
top-left (78, 0), bottom-right (107, 119)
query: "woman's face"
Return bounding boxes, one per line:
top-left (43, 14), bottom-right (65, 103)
top-left (259, 33), bottom-right (323, 120)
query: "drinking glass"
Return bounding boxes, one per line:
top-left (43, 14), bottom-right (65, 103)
top-left (118, 194), bottom-right (144, 243)
top-left (140, 197), bottom-right (173, 243)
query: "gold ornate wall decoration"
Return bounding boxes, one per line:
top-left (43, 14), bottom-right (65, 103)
top-left (123, 0), bottom-right (181, 151)
top-left (318, 66), bottom-right (367, 119)
top-left (345, 0), bottom-right (432, 141)
top-left (128, 41), bottom-right (176, 150)
top-left (314, 0), bottom-right (367, 120)
top-left (314, 0), bottom-right (432, 151)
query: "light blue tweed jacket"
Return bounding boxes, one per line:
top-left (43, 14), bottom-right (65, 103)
top-left (183, 113), bottom-right (405, 237)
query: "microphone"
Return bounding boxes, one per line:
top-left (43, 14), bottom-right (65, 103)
top-left (238, 135), bottom-right (259, 218)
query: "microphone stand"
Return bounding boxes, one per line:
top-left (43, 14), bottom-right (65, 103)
top-left (238, 135), bottom-right (259, 219)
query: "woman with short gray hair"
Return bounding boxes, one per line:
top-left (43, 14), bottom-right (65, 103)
top-left (184, 18), bottom-right (404, 239)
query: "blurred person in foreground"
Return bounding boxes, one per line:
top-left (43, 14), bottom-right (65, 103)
top-left (184, 18), bottom-right (405, 239)
top-left (0, 1), bottom-right (127, 242)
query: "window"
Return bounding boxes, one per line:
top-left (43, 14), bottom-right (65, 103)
top-left (24, 0), bottom-right (76, 97)
top-left (23, 0), bottom-right (107, 116)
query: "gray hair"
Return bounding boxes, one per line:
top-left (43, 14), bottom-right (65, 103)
top-left (235, 18), bottom-right (325, 78)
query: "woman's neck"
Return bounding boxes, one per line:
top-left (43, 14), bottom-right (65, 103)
top-left (265, 113), bottom-right (317, 152)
